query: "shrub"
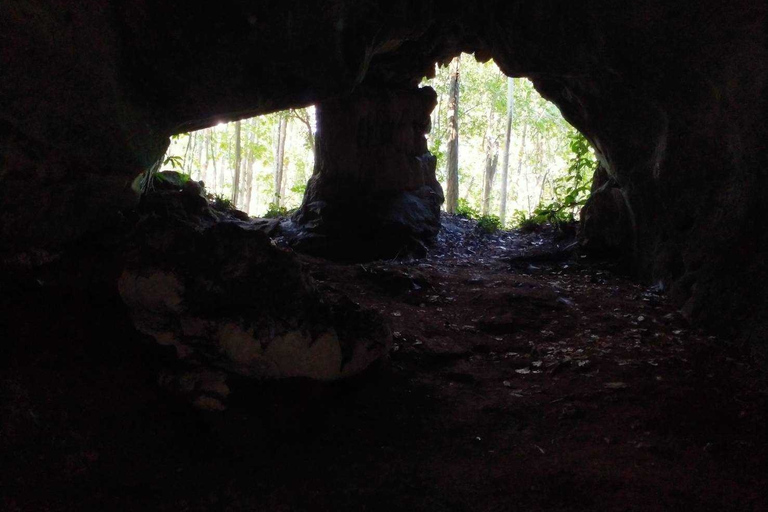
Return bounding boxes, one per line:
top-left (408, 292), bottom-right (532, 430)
top-left (209, 194), bottom-right (234, 211)
top-left (476, 214), bottom-right (502, 234)
top-left (529, 132), bottom-right (596, 231)
top-left (455, 198), bottom-right (480, 219)
top-left (513, 210), bottom-right (543, 233)
top-left (264, 202), bottom-right (290, 219)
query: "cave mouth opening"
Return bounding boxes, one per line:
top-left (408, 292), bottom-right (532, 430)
top-left (420, 54), bottom-right (598, 229)
top-left (155, 54), bottom-right (597, 263)
top-left (158, 106), bottom-right (317, 218)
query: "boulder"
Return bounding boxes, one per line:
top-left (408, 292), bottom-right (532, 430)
top-left (118, 185), bottom-right (391, 409)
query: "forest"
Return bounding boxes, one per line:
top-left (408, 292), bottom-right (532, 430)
top-left (162, 55), bottom-right (597, 227)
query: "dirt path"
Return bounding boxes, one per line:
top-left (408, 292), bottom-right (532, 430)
top-left (2, 217), bottom-right (766, 511)
top-left (292, 216), bottom-right (766, 511)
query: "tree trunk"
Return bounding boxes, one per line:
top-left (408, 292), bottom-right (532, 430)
top-left (444, 56), bottom-right (461, 214)
top-left (537, 170), bottom-right (551, 205)
top-left (202, 129), bottom-right (211, 185)
top-left (481, 102), bottom-right (498, 216)
top-left (244, 121), bottom-right (256, 214)
top-left (194, 132), bottom-right (203, 180)
top-left (182, 133), bottom-right (192, 174)
top-left (516, 123), bottom-right (528, 214)
top-left (273, 114), bottom-right (288, 207)
top-left (530, 131), bottom-right (543, 213)
top-left (232, 121), bottom-right (242, 206)
top-left (291, 109), bottom-right (315, 155)
top-left (463, 176), bottom-right (475, 200)
top-left (499, 77), bottom-right (514, 225)
top-left (482, 151), bottom-right (499, 216)
top-left (210, 129), bottom-right (218, 191)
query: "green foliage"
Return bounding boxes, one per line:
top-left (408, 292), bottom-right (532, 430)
top-left (512, 210), bottom-right (542, 233)
top-left (455, 198), bottom-right (480, 219)
top-left (209, 194), bottom-right (234, 211)
top-left (264, 202), bottom-right (290, 218)
top-left (159, 107), bottom-right (316, 216)
top-left (518, 131), bottom-right (597, 232)
top-left (476, 214), bottom-right (502, 234)
top-left (423, 57), bottom-right (582, 221)
top-left (163, 155), bottom-right (184, 170)
top-left (154, 170), bottom-right (190, 187)
top-left (290, 182), bottom-right (307, 195)
top-left (455, 197), bottom-right (502, 234)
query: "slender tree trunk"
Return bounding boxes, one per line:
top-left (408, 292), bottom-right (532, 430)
top-left (530, 131), bottom-right (543, 212)
top-left (273, 114), bottom-right (288, 207)
top-left (499, 77), bottom-right (514, 225)
top-left (481, 103), bottom-right (498, 216)
top-left (444, 56), bottom-right (461, 214)
top-left (482, 151), bottom-right (499, 216)
top-left (232, 121), bottom-right (242, 206)
top-left (537, 170), bottom-right (551, 205)
top-left (242, 120), bottom-right (256, 214)
top-left (202, 129), bottom-right (211, 185)
top-left (194, 132), bottom-right (203, 180)
top-left (516, 123), bottom-right (528, 213)
top-left (210, 130), bottom-right (218, 191)
top-left (181, 133), bottom-right (192, 174)
top-left (245, 153), bottom-right (255, 214)
top-left (291, 109), bottom-right (315, 155)
top-left (463, 176), bottom-right (475, 200)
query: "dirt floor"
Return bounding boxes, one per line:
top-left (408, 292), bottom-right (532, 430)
top-left (2, 216), bottom-right (766, 511)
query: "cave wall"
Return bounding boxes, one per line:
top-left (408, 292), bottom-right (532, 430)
top-left (2, 0), bottom-right (767, 353)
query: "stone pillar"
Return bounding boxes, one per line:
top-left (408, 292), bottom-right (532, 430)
top-left (291, 86), bottom-right (444, 260)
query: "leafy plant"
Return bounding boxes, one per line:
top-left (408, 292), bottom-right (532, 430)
top-left (476, 215), bottom-right (502, 234)
top-left (513, 210), bottom-right (542, 233)
top-left (526, 131), bottom-right (597, 232)
top-left (154, 171), bottom-right (190, 188)
top-left (456, 198), bottom-right (480, 219)
top-left (209, 194), bottom-right (234, 211)
top-left (264, 202), bottom-right (290, 218)
top-left (290, 183), bottom-right (307, 195)
top-left (163, 155), bottom-right (184, 170)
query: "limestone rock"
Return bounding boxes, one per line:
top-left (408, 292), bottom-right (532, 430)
top-left (290, 86), bottom-right (443, 260)
top-left (119, 190), bottom-right (391, 408)
top-left (579, 166), bottom-right (633, 257)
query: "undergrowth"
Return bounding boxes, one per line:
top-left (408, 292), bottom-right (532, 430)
top-left (514, 132), bottom-right (597, 233)
top-left (456, 199), bottom-right (502, 234)
top-left (264, 202), bottom-right (293, 219)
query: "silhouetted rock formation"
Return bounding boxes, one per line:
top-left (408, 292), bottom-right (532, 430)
top-left (119, 178), bottom-right (391, 409)
top-left (579, 166), bottom-right (633, 258)
top-left (291, 86), bottom-right (443, 260)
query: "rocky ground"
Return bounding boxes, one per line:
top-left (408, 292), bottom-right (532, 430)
top-left (2, 215), bottom-right (766, 511)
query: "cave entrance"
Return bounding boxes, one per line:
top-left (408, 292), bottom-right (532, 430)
top-left (421, 55), bottom-right (597, 229)
top-left (160, 107), bottom-right (317, 217)
top-left (159, 55), bottom-right (595, 238)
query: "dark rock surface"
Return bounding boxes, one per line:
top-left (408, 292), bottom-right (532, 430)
top-left (291, 85), bottom-right (443, 260)
top-left (2, 1), bottom-right (767, 353)
top-left (579, 166), bottom-right (634, 258)
top-left (118, 178), bottom-right (391, 409)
